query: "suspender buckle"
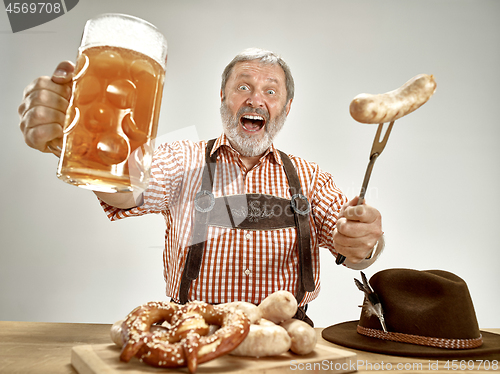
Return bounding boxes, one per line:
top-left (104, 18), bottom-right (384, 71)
top-left (194, 190), bottom-right (215, 212)
top-left (290, 194), bottom-right (311, 215)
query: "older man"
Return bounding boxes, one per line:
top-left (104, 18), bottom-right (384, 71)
top-left (19, 48), bottom-right (383, 325)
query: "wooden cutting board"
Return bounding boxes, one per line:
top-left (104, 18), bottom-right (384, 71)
top-left (71, 342), bottom-right (357, 374)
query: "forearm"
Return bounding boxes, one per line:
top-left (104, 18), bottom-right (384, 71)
top-left (94, 191), bottom-right (142, 209)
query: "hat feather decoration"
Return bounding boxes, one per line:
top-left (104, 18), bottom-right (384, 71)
top-left (354, 271), bottom-right (388, 333)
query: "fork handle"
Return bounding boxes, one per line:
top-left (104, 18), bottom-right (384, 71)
top-left (358, 152), bottom-right (380, 203)
top-left (335, 153), bottom-right (380, 265)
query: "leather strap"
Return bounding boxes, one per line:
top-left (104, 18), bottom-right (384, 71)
top-left (279, 151), bottom-right (316, 302)
top-left (179, 140), bottom-right (315, 304)
top-left (179, 139), bottom-right (217, 303)
top-left (293, 306), bottom-right (314, 327)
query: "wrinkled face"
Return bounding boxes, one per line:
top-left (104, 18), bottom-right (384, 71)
top-left (220, 60), bottom-right (292, 157)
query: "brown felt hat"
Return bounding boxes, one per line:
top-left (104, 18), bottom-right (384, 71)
top-left (322, 269), bottom-right (500, 358)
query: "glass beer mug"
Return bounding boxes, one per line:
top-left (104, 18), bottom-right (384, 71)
top-left (53, 14), bottom-right (167, 193)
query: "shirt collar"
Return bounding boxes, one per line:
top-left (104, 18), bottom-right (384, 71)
top-left (211, 133), bottom-right (283, 166)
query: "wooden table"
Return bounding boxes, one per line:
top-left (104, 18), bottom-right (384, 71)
top-left (0, 321), bottom-right (498, 373)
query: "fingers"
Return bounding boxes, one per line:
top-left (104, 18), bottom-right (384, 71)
top-left (21, 69), bottom-right (73, 106)
top-left (20, 93), bottom-right (68, 152)
top-left (333, 227), bottom-right (380, 261)
top-left (19, 61), bottom-right (75, 154)
top-left (25, 124), bottom-right (64, 153)
top-left (334, 197), bottom-right (383, 263)
top-left (336, 217), bottom-right (372, 239)
top-left (19, 60), bottom-right (75, 118)
top-left (340, 197), bottom-right (380, 224)
top-left (19, 84), bottom-right (70, 119)
top-left (51, 60), bottom-right (75, 84)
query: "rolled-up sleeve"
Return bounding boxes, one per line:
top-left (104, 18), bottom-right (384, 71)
top-left (310, 169), bottom-right (347, 254)
top-left (99, 142), bottom-right (186, 221)
top-left (311, 169), bottom-right (383, 269)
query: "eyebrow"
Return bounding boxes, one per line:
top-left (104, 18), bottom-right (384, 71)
top-left (236, 73), bottom-right (280, 84)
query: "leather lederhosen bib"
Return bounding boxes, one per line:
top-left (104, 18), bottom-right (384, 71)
top-left (178, 139), bottom-right (315, 306)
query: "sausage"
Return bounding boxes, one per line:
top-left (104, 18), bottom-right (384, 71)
top-left (222, 301), bottom-right (262, 324)
top-left (349, 74), bottom-right (437, 124)
top-left (280, 319), bottom-right (317, 355)
top-left (230, 320), bottom-right (292, 357)
top-left (110, 319), bottom-right (125, 347)
top-left (258, 290), bottom-right (297, 324)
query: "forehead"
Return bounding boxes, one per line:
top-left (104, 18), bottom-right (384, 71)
top-left (228, 60), bottom-right (286, 86)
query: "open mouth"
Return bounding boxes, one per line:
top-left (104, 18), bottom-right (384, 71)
top-left (240, 114), bottom-right (266, 133)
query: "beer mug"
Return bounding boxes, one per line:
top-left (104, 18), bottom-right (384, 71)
top-left (52, 14), bottom-right (167, 193)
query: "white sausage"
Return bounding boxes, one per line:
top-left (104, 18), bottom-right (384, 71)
top-left (257, 318), bottom-right (277, 327)
top-left (230, 323), bottom-right (292, 357)
top-left (349, 74), bottom-right (437, 124)
top-left (258, 290), bottom-right (297, 324)
top-left (222, 301), bottom-right (262, 324)
top-left (110, 319), bottom-right (125, 347)
top-left (280, 319), bottom-right (317, 355)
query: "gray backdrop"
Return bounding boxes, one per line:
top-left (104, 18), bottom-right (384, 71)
top-left (1, 0), bottom-right (499, 328)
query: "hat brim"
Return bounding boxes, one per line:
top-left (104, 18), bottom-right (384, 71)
top-left (322, 321), bottom-right (500, 359)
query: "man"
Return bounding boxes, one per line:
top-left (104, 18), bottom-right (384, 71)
top-left (19, 48), bottom-right (383, 324)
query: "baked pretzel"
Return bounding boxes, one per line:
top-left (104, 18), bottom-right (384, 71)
top-left (119, 300), bottom-right (250, 373)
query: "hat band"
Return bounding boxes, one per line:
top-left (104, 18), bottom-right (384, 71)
top-left (357, 325), bottom-right (483, 350)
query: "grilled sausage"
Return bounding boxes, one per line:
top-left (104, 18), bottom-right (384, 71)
top-left (349, 74), bottom-right (437, 124)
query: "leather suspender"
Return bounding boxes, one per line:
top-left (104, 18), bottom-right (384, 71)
top-left (179, 139), bottom-right (315, 304)
top-left (179, 139), bottom-right (217, 303)
top-left (279, 150), bottom-right (316, 302)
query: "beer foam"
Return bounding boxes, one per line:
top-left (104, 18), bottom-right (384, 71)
top-left (81, 14), bottom-right (167, 69)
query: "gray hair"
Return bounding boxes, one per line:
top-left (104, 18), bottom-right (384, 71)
top-left (221, 48), bottom-right (295, 103)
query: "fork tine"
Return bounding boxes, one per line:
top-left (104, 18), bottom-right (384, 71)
top-left (371, 121), bottom-right (395, 156)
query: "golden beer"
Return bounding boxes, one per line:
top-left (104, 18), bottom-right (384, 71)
top-left (56, 14), bottom-right (167, 192)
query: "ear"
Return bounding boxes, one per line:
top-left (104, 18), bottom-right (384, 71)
top-left (285, 99), bottom-right (293, 116)
top-left (220, 89), bottom-right (224, 102)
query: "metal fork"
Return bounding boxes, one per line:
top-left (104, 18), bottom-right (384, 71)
top-left (336, 121), bottom-right (395, 265)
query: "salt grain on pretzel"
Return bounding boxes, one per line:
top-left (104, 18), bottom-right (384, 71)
top-left (119, 300), bottom-right (250, 373)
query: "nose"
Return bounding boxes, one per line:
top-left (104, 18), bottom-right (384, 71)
top-left (246, 91), bottom-right (265, 108)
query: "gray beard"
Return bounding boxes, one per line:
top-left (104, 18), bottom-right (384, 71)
top-left (220, 101), bottom-right (287, 157)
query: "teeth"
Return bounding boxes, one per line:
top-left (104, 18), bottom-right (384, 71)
top-left (242, 115), bottom-right (264, 121)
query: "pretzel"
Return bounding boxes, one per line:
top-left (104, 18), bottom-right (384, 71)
top-left (119, 300), bottom-right (250, 373)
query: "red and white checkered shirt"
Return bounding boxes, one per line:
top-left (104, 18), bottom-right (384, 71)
top-left (100, 134), bottom-right (347, 306)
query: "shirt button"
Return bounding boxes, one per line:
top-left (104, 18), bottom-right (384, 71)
top-left (244, 269), bottom-right (251, 276)
top-left (245, 233), bottom-right (252, 240)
